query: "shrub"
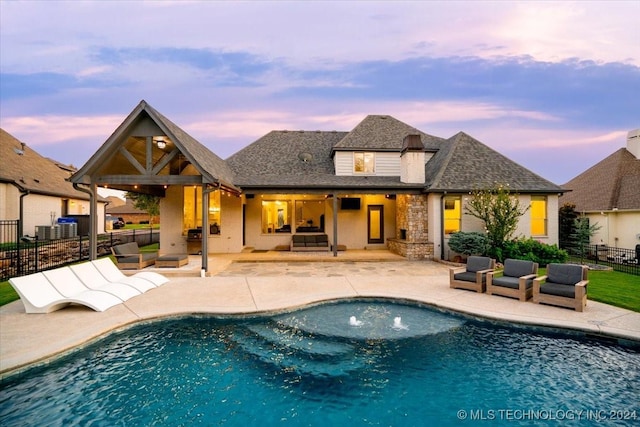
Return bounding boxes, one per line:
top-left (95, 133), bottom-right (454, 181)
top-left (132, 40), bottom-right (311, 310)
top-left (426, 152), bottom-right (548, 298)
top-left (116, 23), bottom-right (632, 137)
top-left (448, 232), bottom-right (490, 256)
top-left (498, 238), bottom-right (569, 266)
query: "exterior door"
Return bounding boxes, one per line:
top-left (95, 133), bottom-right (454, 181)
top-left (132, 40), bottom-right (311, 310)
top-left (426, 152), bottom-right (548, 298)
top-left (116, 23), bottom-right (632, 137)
top-left (368, 205), bottom-right (384, 244)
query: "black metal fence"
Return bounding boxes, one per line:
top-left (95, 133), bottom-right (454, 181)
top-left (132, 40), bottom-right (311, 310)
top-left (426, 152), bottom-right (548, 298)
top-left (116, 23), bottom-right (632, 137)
top-left (571, 243), bottom-right (640, 276)
top-left (0, 220), bottom-right (159, 281)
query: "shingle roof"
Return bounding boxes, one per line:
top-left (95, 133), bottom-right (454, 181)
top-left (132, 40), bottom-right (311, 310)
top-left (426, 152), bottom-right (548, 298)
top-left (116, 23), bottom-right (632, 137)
top-left (561, 148), bottom-right (640, 211)
top-left (0, 128), bottom-right (97, 200)
top-left (226, 130), bottom-right (424, 190)
top-left (106, 198), bottom-right (145, 215)
top-left (332, 115), bottom-right (443, 151)
top-left (426, 132), bottom-right (564, 193)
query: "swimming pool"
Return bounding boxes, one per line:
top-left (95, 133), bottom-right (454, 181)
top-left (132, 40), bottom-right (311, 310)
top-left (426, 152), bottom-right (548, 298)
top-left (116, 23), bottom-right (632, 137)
top-left (1, 300), bottom-right (639, 426)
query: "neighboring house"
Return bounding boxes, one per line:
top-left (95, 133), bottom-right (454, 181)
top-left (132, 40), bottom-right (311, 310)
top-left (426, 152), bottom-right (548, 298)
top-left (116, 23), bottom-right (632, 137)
top-left (70, 100), bottom-right (564, 263)
top-left (106, 198), bottom-right (160, 225)
top-left (0, 129), bottom-right (108, 240)
top-left (561, 129), bottom-right (640, 250)
top-left (105, 196), bottom-right (126, 208)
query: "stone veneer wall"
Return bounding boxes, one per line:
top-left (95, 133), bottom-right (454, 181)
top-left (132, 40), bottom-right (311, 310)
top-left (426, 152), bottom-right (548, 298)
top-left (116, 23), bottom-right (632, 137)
top-left (387, 194), bottom-right (434, 260)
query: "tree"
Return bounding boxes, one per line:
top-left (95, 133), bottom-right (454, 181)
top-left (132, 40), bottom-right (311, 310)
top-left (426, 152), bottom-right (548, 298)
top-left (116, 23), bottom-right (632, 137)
top-left (125, 192), bottom-right (160, 226)
top-left (571, 216), bottom-right (601, 264)
top-left (464, 184), bottom-right (529, 258)
top-left (558, 203), bottom-right (579, 251)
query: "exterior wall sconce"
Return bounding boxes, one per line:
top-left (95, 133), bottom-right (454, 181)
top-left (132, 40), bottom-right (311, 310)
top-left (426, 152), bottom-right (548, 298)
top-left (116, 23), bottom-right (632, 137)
top-left (155, 139), bottom-right (166, 149)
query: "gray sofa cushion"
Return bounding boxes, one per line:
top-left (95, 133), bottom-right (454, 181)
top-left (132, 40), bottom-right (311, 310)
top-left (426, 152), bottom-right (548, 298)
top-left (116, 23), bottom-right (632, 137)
top-left (466, 256), bottom-right (492, 273)
top-left (157, 254), bottom-right (187, 262)
top-left (454, 271), bottom-right (487, 284)
top-left (112, 242), bottom-right (139, 255)
top-left (292, 235), bottom-right (306, 247)
top-left (548, 264), bottom-right (584, 285)
top-left (492, 276), bottom-right (533, 289)
top-left (540, 282), bottom-right (576, 298)
top-left (316, 234), bottom-right (329, 244)
top-left (503, 259), bottom-right (535, 278)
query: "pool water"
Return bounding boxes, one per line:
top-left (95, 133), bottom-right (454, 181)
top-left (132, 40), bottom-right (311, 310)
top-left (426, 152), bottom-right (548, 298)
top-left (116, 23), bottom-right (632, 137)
top-left (1, 300), bottom-right (639, 426)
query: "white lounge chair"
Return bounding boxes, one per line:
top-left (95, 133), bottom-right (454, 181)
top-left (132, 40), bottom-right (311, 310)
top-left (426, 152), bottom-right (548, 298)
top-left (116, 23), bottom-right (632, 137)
top-left (91, 258), bottom-right (156, 293)
top-left (69, 263), bottom-right (141, 301)
top-left (43, 267), bottom-right (131, 302)
top-left (9, 272), bottom-right (121, 313)
top-left (92, 257), bottom-right (169, 287)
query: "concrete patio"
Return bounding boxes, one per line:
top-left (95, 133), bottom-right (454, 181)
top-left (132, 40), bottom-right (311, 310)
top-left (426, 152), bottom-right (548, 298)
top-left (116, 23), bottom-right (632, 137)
top-left (2, 250), bottom-right (639, 377)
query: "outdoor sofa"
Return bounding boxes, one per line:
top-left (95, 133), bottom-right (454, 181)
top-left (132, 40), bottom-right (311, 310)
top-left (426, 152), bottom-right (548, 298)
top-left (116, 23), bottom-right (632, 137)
top-left (111, 242), bottom-right (158, 269)
top-left (449, 256), bottom-right (495, 293)
top-left (487, 258), bottom-right (539, 301)
top-left (533, 263), bottom-right (589, 312)
top-left (290, 234), bottom-right (331, 252)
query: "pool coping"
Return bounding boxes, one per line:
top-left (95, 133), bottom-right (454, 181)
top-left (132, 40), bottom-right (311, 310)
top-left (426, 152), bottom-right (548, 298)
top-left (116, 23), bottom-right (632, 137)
top-left (2, 259), bottom-right (639, 378)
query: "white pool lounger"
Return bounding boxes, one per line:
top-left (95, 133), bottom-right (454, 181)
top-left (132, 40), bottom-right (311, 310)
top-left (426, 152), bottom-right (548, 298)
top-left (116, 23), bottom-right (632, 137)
top-left (90, 258), bottom-right (156, 292)
top-left (9, 272), bottom-right (121, 313)
top-left (43, 266), bottom-right (132, 303)
top-left (92, 257), bottom-right (169, 287)
top-left (68, 263), bottom-right (141, 301)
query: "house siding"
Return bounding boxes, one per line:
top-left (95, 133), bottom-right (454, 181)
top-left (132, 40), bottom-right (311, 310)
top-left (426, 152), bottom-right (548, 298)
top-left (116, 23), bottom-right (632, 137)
top-left (334, 152), bottom-right (400, 176)
top-left (432, 193), bottom-right (561, 261)
top-left (589, 210), bottom-right (640, 249)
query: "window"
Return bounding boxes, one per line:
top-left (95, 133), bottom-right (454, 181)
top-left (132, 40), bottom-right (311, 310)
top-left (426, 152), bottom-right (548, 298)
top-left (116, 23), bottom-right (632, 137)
top-left (444, 196), bottom-right (461, 234)
top-left (183, 187), bottom-right (222, 235)
top-left (530, 196), bottom-right (547, 236)
top-left (261, 200), bottom-right (292, 234)
top-left (208, 190), bottom-right (221, 234)
top-left (354, 152), bottom-right (375, 173)
top-left (295, 199), bottom-right (325, 232)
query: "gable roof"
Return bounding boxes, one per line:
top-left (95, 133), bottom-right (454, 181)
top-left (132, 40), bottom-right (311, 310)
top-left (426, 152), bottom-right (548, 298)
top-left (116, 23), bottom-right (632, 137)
top-left (106, 198), bottom-right (145, 215)
top-left (0, 128), bottom-right (100, 200)
top-left (426, 132), bottom-right (564, 193)
top-left (226, 130), bottom-right (424, 190)
top-left (332, 115), bottom-right (443, 152)
top-left (70, 100), bottom-right (238, 193)
top-left (561, 148), bottom-right (640, 211)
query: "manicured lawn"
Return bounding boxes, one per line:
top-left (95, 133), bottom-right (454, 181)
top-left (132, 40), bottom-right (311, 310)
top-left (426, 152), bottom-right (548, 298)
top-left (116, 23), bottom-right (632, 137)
top-left (123, 224), bottom-right (160, 230)
top-left (0, 280), bottom-right (19, 306)
top-left (585, 269), bottom-right (640, 312)
top-left (1, 264), bottom-right (638, 312)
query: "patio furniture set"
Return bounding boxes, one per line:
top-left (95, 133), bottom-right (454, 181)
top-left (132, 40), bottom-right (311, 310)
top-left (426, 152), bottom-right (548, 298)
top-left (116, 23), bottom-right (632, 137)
top-left (450, 256), bottom-right (589, 312)
top-left (110, 242), bottom-right (189, 269)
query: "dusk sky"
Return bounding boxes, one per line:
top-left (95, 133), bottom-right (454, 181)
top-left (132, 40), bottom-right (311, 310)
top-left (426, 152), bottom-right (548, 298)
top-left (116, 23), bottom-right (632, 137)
top-left (1, 1), bottom-right (638, 186)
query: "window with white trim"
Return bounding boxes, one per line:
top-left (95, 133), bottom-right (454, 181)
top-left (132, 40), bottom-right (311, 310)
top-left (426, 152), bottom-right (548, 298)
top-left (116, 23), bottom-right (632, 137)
top-left (354, 152), bottom-right (375, 173)
top-left (444, 196), bottom-right (462, 234)
top-left (530, 196), bottom-right (547, 236)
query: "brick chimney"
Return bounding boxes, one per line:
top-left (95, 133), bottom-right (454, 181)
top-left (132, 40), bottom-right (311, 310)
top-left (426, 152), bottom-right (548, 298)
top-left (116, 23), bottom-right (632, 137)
top-left (627, 129), bottom-right (640, 159)
top-left (400, 134), bottom-right (425, 183)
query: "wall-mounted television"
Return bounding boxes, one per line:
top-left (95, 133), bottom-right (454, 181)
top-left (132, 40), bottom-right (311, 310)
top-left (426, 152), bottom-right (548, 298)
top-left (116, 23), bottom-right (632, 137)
top-left (340, 197), bottom-right (361, 210)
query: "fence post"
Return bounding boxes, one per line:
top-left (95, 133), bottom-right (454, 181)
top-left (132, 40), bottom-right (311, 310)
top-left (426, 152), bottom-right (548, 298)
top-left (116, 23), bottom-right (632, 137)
top-left (16, 220), bottom-right (23, 276)
top-left (33, 236), bottom-right (39, 273)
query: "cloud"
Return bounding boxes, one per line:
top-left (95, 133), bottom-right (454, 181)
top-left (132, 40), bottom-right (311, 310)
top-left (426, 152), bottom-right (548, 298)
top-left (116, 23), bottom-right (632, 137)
top-left (1, 1), bottom-right (638, 185)
top-left (1, 114), bottom-right (123, 145)
top-left (1, 1), bottom-right (638, 76)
